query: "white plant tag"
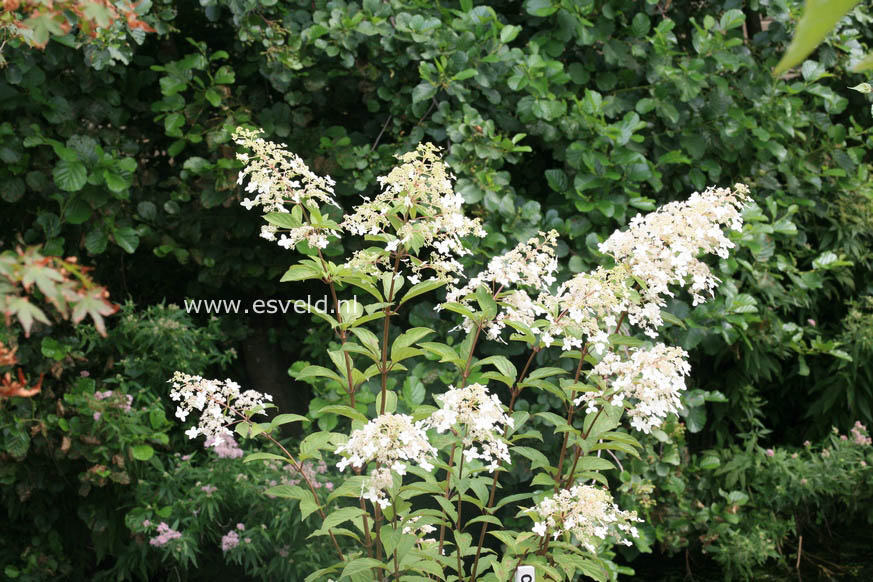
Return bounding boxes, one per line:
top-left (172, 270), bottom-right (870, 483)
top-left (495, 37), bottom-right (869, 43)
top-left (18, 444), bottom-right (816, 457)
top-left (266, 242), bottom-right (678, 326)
top-left (515, 565), bottom-right (535, 582)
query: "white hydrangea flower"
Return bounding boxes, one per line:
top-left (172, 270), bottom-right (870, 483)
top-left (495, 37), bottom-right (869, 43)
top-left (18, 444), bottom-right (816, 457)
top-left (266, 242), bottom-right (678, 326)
top-left (168, 372), bottom-right (273, 446)
top-left (233, 128), bottom-right (339, 213)
top-left (598, 184), bottom-right (750, 309)
top-left (576, 344), bottom-right (690, 433)
top-left (421, 383), bottom-right (514, 472)
top-left (336, 413), bottom-right (437, 509)
top-left (233, 128), bottom-right (341, 251)
top-left (340, 143), bottom-right (486, 281)
top-left (527, 484), bottom-right (641, 552)
top-left (335, 413), bottom-right (436, 473)
top-left (444, 231), bottom-right (559, 340)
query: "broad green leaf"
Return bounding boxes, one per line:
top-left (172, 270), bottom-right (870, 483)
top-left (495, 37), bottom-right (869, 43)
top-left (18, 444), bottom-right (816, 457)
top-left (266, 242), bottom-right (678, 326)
top-left (131, 444), bottom-right (154, 461)
top-left (319, 405), bottom-right (368, 422)
top-left (341, 558), bottom-right (385, 579)
top-left (64, 198), bottom-right (92, 224)
top-left (524, 0), bottom-right (558, 17)
top-left (113, 226), bottom-right (140, 254)
top-left (398, 278), bottom-right (445, 305)
top-left (53, 160), bottom-right (87, 192)
top-left (773, 0), bottom-right (859, 76)
top-left (280, 264), bottom-right (323, 282)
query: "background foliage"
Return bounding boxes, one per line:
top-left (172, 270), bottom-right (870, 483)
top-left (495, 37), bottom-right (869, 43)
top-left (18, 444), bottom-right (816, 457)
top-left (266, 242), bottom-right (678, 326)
top-left (3, 0), bottom-right (873, 579)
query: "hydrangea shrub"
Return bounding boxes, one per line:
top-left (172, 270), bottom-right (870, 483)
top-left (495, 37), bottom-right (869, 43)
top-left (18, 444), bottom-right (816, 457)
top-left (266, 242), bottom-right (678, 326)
top-left (170, 130), bottom-right (750, 582)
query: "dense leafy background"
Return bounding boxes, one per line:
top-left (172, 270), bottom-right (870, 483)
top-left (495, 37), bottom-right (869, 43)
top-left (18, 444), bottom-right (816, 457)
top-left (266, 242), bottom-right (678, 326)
top-left (3, 0), bottom-right (873, 579)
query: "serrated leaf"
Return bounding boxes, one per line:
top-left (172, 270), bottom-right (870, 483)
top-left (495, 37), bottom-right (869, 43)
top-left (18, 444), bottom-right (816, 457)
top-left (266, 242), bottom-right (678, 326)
top-left (53, 160), bottom-right (87, 192)
top-left (113, 226), bottom-right (140, 254)
top-left (71, 288), bottom-right (118, 336)
top-left (84, 229), bottom-right (108, 255)
top-left (5, 297), bottom-right (51, 336)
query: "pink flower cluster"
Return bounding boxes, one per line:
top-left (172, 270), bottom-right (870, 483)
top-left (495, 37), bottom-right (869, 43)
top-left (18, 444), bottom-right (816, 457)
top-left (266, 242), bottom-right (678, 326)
top-left (149, 522), bottom-right (182, 547)
top-left (221, 530), bottom-right (240, 552)
top-left (204, 435), bottom-right (244, 459)
top-left (94, 390), bottom-right (134, 411)
top-left (851, 421), bottom-right (872, 446)
top-left (201, 484), bottom-right (217, 496)
top-left (285, 459), bottom-right (328, 487)
top-left (265, 460), bottom-right (334, 497)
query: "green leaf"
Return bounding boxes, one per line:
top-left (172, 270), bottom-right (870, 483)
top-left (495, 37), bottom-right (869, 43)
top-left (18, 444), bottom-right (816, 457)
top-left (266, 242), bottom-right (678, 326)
top-left (524, 0), bottom-right (558, 17)
top-left (719, 9), bottom-right (745, 31)
top-left (271, 413), bottom-right (310, 428)
top-left (773, 0), bottom-right (859, 76)
top-left (399, 278), bottom-right (445, 305)
top-left (113, 226), bottom-right (140, 254)
top-left (700, 455), bottom-right (721, 470)
top-left (402, 377), bottom-right (426, 406)
top-left (341, 558), bottom-right (385, 579)
top-left (131, 444), bottom-right (154, 461)
top-left (264, 484), bottom-right (307, 499)
top-left (500, 25), bottom-right (521, 43)
top-left (375, 390), bottom-right (397, 414)
top-left (70, 288), bottom-right (117, 336)
top-left (281, 264), bottom-right (323, 282)
top-left (53, 160), bottom-right (87, 192)
top-left (312, 506), bottom-right (364, 537)
top-left (214, 66), bottom-right (235, 84)
top-left (684, 405), bottom-right (707, 433)
top-left (164, 113), bottom-right (185, 136)
top-left (412, 82), bottom-right (437, 104)
top-left (545, 169), bottom-right (569, 192)
top-left (64, 198), bottom-right (92, 224)
top-left (319, 405), bottom-right (368, 422)
top-left (204, 88), bottom-right (222, 107)
top-left (475, 286), bottom-right (497, 319)
top-left (104, 170), bottom-right (130, 193)
top-left (159, 76), bottom-right (187, 96)
top-left (84, 228), bottom-right (108, 255)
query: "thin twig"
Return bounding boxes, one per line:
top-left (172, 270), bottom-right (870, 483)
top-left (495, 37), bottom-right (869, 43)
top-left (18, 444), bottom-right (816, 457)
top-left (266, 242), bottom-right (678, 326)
top-left (371, 115), bottom-right (392, 152)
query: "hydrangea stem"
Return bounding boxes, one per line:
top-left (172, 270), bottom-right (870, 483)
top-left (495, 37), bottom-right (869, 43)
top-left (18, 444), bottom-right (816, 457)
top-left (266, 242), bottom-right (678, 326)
top-left (379, 251), bottom-right (404, 414)
top-left (437, 324), bottom-right (482, 556)
top-left (468, 344), bottom-right (539, 581)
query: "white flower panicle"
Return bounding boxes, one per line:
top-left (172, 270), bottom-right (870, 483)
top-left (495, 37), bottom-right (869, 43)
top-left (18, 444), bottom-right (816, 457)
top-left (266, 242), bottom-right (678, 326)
top-left (336, 413), bottom-right (436, 474)
top-left (335, 413), bottom-right (437, 509)
top-left (421, 383), bottom-right (514, 472)
top-left (577, 344), bottom-right (691, 434)
top-left (168, 372), bottom-right (273, 446)
top-left (444, 230), bottom-right (559, 340)
top-left (340, 143), bottom-right (486, 281)
top-left (528, 484), bottom-right (641, 552)
top-left (535, 266), bottom-right (633, 350)
top-left (599, 184), bottom-right (750, 308)
top-left (233, 128), bottom-right (339, 212)
top-left (233, 128), bottom-right (340, 251)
